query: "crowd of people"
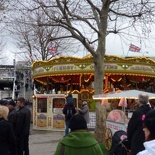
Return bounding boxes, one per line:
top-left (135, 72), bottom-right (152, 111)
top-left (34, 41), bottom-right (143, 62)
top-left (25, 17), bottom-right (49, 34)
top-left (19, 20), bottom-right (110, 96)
top-left (1, 91), bottom-right (155, 155)
top-left (60, 93), bottom-right (155, 155)
top-left (60, 93), bottom-right (104, 155)
top-left (0, 97), bottom-right (31, 155)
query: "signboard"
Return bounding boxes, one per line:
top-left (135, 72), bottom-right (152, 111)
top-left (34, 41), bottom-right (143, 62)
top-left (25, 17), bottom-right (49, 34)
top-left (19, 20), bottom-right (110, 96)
top-left (87, 112), bottom-right (96, 129)
top-left (53, 114), bottom-right (65, 129)
top-left (106, 120), bottom-right (127, 134)
top-left (37, 114), bottom-right (47, 127)
top-left (53, 108), bottom-right (63, 114)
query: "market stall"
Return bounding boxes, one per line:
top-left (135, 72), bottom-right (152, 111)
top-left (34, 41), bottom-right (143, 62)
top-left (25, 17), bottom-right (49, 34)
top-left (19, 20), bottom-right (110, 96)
top-left (33, 94), bottom-right (78, 131)
top-left (93, 89), bottom-right (155, 150)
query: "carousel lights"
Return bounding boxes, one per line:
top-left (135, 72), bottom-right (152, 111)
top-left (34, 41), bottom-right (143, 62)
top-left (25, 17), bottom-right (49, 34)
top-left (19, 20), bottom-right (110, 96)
top-left (35, 79), bottom-right (47, 85)
top-left (84, 74), bottom-right (93, 82)
top-left (120, 85), bottom-right (124, 88)
top-left (110, 78), bottom-right (116, 82)
top-left (127, 84), bottom-right (131, 87)
top-left (72, 90), bottom-right (80, 93)
top-left (118, 78), bottom-right (122, 82)
top-left (32, 95), bottom-right (36, 99)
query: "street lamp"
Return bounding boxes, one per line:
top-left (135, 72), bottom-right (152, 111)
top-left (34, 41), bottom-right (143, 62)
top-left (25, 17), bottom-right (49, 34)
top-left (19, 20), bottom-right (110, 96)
top-left (12, 52), bottom-right (27, 100)
top-left (12, 59), bottom-right (16, 100)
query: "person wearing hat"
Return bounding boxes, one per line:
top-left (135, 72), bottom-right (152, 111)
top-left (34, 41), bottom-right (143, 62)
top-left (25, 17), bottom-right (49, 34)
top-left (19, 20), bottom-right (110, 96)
top-left (137, 109), bottom-right (155, 155)
top-left (78, 101), bottom-right (90, 124)
top-left (54, 114), bottom-right (103, 155)
top-left (127, 94), bottom-right (152, 155)
top-left (7, 100), bottom-right (17, 131)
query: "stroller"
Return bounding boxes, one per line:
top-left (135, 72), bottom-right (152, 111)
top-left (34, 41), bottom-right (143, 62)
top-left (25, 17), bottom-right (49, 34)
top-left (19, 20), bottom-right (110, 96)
top-left (107, 130), bottom-right (130, 155)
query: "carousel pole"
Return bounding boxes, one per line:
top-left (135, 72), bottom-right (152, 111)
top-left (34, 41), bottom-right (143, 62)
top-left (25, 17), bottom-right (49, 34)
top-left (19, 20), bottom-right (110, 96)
top-left (123, 97), bottom-right (127, 124)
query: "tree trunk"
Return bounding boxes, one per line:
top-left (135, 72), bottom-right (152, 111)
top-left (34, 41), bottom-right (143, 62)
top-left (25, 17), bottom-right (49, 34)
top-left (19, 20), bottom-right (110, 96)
top-left (93, 54), bottom-right (106, 143)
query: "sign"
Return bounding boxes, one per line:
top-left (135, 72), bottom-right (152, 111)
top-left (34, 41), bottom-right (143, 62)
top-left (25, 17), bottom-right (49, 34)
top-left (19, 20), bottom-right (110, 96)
top-left (106, 120), bottom-right (127, 133)
top-left (37, 114), bottom-right (47, 127)
top-left (53, 65), bottom-right (75, 71)
top-left (53, 114), bottom-right (65, 129)
top-left (87, 112), bottom-right (96, 129)
top-left (130, 65), bottom-right (153, 71)
top-left (53, 108), bottom-right (63, 114)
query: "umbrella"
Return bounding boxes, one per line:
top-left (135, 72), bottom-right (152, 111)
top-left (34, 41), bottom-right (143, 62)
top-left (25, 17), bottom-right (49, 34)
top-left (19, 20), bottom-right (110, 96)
top-left (93, 90), bottom-right (155, 100)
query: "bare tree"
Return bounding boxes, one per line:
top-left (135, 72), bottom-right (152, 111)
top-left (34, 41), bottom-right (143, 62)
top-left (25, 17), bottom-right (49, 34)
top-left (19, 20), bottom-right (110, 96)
top-left (0, 0), bottom-right (11, 63)
top-left (7, 1), bottom-right (82, 62)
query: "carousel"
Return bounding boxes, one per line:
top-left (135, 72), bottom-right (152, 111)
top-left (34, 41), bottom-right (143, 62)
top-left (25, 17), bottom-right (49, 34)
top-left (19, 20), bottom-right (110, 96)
top-left (31, 55), bottom-right (155, 130)
top-left (32, 55), bottom-right (155, 98)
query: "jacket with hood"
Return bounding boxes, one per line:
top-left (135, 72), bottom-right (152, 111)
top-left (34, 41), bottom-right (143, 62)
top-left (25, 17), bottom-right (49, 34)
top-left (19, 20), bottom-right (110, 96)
top-left (127, 104), bottom-right (152, 155)
top-left (66, 94), bottom-right (74, 105)
top-left (54, 130), bottom-right (103, 155)
top-left (137, 140), bottom-right (155, 155)
top-left (63, 104), bottom-right (76, 120)
top-left (79, 103), bottom-right (90, 123)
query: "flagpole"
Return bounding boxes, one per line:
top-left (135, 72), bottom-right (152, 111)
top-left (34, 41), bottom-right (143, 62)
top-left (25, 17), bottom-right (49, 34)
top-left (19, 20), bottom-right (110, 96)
top-left (12, 59), bottom-right (16, 100)
top-left (126, 44), bottom-right (131, 57)
top-left (126, 49), bottom-right (130, 57)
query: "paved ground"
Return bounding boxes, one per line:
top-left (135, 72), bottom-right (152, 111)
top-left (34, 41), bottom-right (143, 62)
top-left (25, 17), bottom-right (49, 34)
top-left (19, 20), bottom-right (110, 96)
top-left (29, 129), bottom-right (64, 155)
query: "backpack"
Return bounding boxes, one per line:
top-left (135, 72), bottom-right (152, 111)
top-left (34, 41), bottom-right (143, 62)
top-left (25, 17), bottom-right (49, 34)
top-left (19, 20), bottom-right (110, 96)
top-left (66, 106), bottom-right (73, 119)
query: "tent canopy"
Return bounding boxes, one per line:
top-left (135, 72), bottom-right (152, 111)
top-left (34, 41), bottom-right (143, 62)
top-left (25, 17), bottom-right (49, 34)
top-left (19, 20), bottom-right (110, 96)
top-left (93, 90), bottom-right (155, 100)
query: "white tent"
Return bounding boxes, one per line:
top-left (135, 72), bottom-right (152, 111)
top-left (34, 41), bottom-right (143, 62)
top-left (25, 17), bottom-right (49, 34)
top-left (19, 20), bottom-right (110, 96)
top-left (93, 89), bottom-right (155, 100)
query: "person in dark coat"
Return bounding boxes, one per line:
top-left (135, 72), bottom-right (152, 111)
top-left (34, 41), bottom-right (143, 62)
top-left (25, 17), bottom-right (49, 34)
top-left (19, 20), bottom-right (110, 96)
top-left (7, 100), bottom-right (17, 131)
top-left (0, 105), bottom-right (17, 155)
top-left (15, 97), bottom-right (31, 155)
top-left (15, 89), bottom-right (19, 99)
top-left (25, 82), bottom-right (29, 92)
top-left (63, 93), bottom-right (76, 136)
top-left (127, 94), bottom-right (152, 155)
top-left (78, 101), bottom-right (90, 124)
top-left (17, 84), bottom-right (20, 91)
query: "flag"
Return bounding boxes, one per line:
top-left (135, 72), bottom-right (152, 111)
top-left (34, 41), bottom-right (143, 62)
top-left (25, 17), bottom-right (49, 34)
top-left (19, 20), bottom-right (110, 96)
top-left (118, 98), bottom-right (127, 107)
top-left (129, 44), bottom-right (141, 52)
top-left (47, 46), bottom-right (57, 54)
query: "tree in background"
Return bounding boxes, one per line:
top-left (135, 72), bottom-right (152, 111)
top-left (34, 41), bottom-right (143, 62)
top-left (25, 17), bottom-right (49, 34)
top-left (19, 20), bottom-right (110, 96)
top-left (7, 1), bottom-right (83, 62)
top-left (0, 0), bottom-right (11, 63)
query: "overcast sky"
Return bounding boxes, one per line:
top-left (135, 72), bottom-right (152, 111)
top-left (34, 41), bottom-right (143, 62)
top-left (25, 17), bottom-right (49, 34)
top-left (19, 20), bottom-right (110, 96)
top-left (3, 31), bottom-right (155, 66)
top-left (2, 1), bottom-right (155, 65)
top-left (106, 33), bottom-right (155, 57)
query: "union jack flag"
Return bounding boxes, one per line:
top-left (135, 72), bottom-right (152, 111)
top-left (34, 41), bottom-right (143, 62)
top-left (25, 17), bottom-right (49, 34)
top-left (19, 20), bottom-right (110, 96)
top-left (48, 47), bottom-right (57, 54)
top-left (129, 44), bottom-right (141, 52)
